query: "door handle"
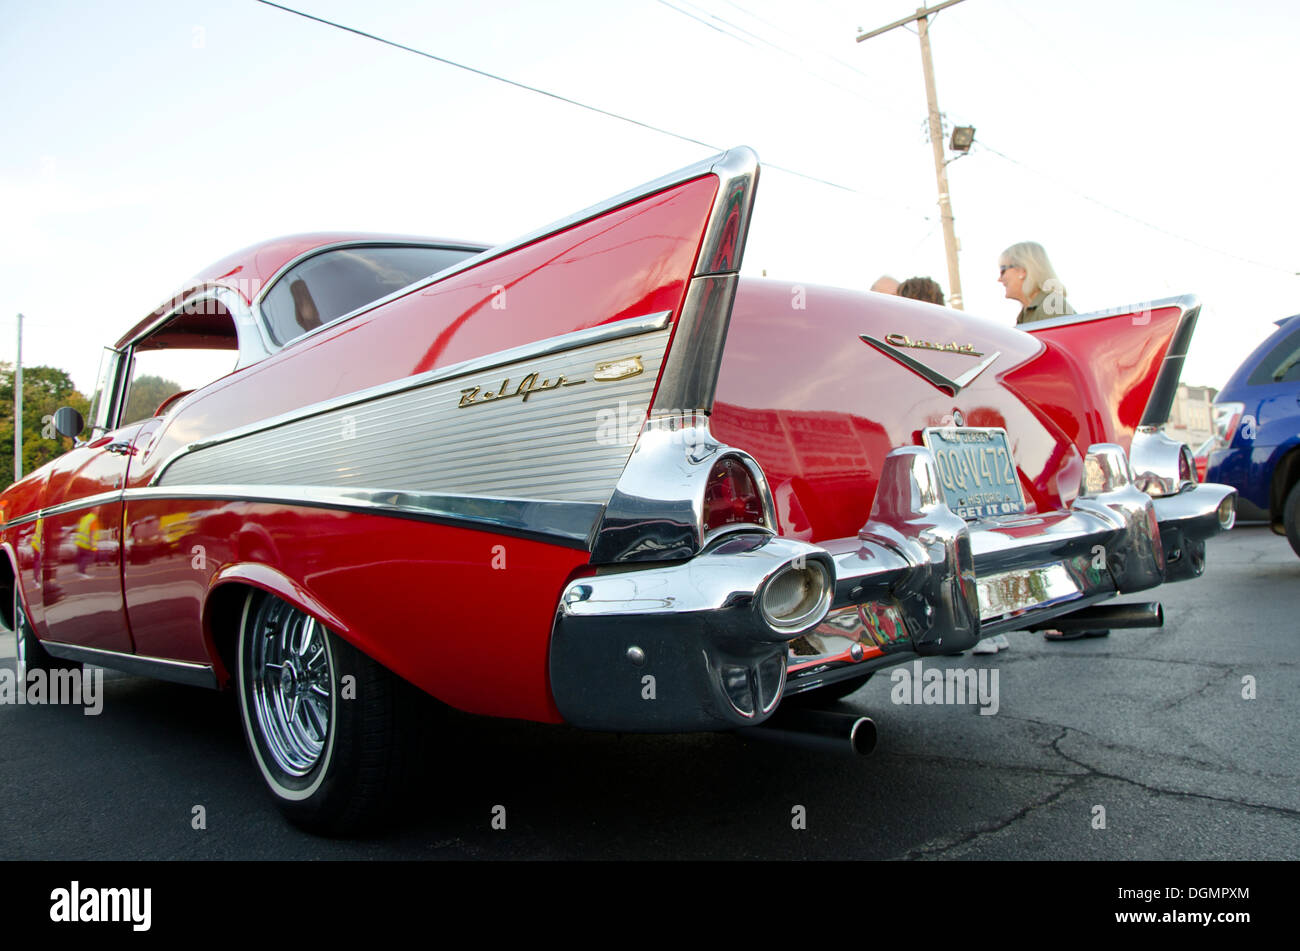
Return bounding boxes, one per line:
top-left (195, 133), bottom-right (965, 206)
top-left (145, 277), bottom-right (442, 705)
top-left (105, 441), bottom-right (135, 456)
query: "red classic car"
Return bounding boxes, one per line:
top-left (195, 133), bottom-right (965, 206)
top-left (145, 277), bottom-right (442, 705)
top-left (0, 147), bottom-right (1236, 832)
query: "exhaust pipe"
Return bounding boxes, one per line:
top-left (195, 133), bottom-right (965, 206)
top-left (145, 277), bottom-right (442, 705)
top-left (1028, 601), bottom-right (1164, 633)
top-left (739, 706), bottom-right (876, 756)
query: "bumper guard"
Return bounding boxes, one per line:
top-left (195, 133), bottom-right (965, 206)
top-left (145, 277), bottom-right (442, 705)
top-left (550, 439), bottom-right (1235, 731)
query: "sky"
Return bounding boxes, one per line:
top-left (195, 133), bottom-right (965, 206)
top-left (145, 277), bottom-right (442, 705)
top-left (1, 0), bottom-right (1297, 397)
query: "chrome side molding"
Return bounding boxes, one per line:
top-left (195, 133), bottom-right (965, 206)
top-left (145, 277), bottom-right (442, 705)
top-left (41, 642), bottom-right (218, 689)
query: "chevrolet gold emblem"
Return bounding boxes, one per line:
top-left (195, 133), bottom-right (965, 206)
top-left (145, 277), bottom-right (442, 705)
top-left (593, 355), bottom-right (644, 382)
top-left (862, 334), bottom-right (1000, 397)
top-left (884, 333), bottom-right (984, 357)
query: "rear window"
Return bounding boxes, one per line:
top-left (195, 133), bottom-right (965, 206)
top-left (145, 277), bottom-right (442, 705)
top-left (260, 245), bottom-right (479, 346)
top-left (1247, 328), bottom-right (1300, 385)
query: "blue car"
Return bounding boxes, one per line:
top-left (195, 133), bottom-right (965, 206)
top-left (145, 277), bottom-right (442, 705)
top-left (1206, 313), bottom-right (1300, 556)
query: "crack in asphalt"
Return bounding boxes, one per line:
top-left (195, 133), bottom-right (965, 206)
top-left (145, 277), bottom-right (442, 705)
top-left (1155, 664), bottom-right (1243, 712)
top-left (994, 709), bottom-right (1300, 783)
top-left (895, 727), bottom-right (1078, 859)
top-left (1044, 726), bottom-right (1300, 820)
top-left (892, 705), bottom-right (1300, 860)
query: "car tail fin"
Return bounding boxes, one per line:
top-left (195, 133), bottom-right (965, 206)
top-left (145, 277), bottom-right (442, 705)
top-left (646, 148), bottom-right (760, 415)
top-left (1008, 296), bottom-right (1200, 451)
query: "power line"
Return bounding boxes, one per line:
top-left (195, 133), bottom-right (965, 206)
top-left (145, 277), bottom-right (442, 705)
top-left (650, 0), bottom-right (932, 213)
top-left (655, 0), bottom-right (756, 45)
top-left (262, 0), bottom-right (1278, 253)
top-left (701, 0), bottom-right (918, 124)
top-left (254, 0), bottom-right (719, 151)
top-left (714, 1), bottom-right (1295, 276)
top-left (254, 0), bottom-right (872, 197)
top-left (976, 140), bottom-right (1294, 275)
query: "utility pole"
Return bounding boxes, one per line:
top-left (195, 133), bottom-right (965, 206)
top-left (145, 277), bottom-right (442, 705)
top-left (858, 0), bottom-right (968, 308)
top-left (14, 313), bottom-right (23, 481)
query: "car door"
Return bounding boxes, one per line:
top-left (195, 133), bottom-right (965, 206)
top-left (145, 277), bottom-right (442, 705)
top-left (37, 354), bottom-right (139, 653)
top-left (1245, 326), bottom-right (1300, 494)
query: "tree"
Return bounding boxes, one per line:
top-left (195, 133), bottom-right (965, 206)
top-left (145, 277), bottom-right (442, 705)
top-left (0, 363), bottom-right (92, 490)
top-left (120, 374), bottom-right (183, 426)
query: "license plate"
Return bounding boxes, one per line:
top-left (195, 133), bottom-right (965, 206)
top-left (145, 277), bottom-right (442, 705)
top-left (921, 426), bottom-right (1025, 519)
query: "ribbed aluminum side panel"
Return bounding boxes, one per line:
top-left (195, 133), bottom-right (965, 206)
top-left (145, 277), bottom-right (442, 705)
top-left (160, 331), bottom-right (668, 503)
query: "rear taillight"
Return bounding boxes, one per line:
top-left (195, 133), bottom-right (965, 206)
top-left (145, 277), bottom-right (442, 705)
top-left (1211, 401), bottom-right (1246, 448)
top-left (703, 457), bottom-right (765, 533)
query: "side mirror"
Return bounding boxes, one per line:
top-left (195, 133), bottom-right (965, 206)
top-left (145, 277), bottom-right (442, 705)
top-left (53, 406), bottom-right (85, 440)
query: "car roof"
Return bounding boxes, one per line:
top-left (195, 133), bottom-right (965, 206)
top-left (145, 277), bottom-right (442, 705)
top-left (1219, 311), bottom-right (1300, 397)
top-left (115, 232), bottom-right (491, 349)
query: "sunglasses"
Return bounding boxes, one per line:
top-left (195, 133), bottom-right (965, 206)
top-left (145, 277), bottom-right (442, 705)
top-left (998, 265), bottom-right (1022, 275)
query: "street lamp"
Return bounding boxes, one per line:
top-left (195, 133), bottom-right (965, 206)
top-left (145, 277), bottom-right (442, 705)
top-left (949, 125), bottom-right (975, 152)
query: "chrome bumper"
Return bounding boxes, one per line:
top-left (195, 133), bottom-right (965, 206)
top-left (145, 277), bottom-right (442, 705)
top-left (550, 441), bottom-right (1235, 732)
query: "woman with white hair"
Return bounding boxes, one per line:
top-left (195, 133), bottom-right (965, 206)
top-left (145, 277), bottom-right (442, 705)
top-left (983, 242), bottom-right (1106, 649)
top-left (998, 241), bottom-right (1075, 324)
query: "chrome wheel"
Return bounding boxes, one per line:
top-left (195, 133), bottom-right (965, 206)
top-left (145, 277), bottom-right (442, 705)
top-left (235, 589), bottom-right (428, 833)
top-left (245, 597), bottom-right (333, 777)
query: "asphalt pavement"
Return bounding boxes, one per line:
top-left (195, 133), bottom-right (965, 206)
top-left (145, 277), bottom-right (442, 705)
top-left (1, 523), bottom-right (1296, 860)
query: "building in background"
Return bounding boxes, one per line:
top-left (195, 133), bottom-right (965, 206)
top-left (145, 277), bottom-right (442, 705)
top-left (1166, 383), bottom-right (1218, 447)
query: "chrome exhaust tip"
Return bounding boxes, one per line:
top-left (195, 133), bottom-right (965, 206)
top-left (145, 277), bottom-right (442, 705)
top-left (739, 706), bottom-right (877, 756)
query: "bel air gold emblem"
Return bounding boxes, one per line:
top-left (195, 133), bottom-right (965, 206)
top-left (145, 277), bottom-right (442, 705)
top-left (593, 355), bottom-right (643, 381)
top-left (884, 333), bottom-right (984, 357)
top-left (458, 372), bottom-right (585, 408)
top-left (458, 354), bottom-right (645, 408)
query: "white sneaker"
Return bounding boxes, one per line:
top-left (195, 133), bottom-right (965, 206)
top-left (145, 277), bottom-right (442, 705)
top-left (972, 637), bottom-right (1000, 654)
top-left (992, 633), bottom-right (1011, 650)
